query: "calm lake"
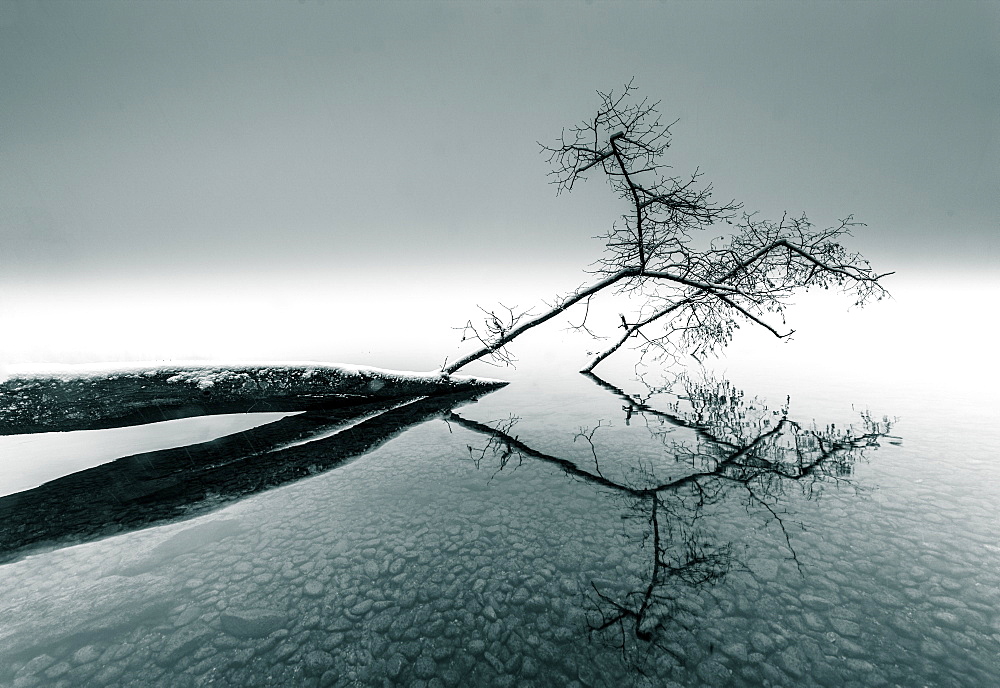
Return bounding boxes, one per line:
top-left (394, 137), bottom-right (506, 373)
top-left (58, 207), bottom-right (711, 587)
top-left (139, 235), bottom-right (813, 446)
top-left (1, 278), bottom-right (997, 687)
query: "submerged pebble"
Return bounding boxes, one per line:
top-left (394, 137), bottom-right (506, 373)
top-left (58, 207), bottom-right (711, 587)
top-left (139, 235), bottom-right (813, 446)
top-left (220, 609), bottom-right (287, 638)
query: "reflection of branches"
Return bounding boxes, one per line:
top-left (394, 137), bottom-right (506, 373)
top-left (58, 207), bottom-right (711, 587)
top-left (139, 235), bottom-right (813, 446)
top-left (450, 371), bottom-right (894, 658)
top-left (464, 415), bottom-right (524, 481)
top-left (574, 420), bottom-right (609, 478)
top-left (451, 406), bottom-right (888, 521)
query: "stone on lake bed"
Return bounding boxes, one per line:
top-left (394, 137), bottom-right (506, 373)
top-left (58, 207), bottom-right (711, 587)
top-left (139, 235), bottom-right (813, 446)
top-left (829, 617), bottom-right (861, 637)
top-left (919, 638), bottom-right (948, 659)
top-left (524, 595), bottom-right (547, 612)
top-left (721, 642), bottom-right (748, 662)
top-left (349, 599), bottom-right (374, 617)
top-left (413, 653), bottom-right (437, 679)
top-left (799, 593), bottom-right (835, 610)
top-left (71, 645), bottom-right (102, 665)
top-left (220, 609), bottom-right (288, 638)
top-left (304, 650), bottom-right (334, 673)
top-left (15, 653), bottom-right (56, 677)
top-left (155, 625), bottom-right (214, 666)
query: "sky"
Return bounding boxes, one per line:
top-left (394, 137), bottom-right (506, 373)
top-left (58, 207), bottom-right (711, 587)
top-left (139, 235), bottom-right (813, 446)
top-left (1, 0), bottom-right (997, 368)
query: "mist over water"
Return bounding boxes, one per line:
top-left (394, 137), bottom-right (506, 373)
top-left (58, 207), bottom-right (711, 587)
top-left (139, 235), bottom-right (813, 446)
top-left (0, 266), bottom-right (581, 373)
top-left (4, 268), bottom-right (993, 376)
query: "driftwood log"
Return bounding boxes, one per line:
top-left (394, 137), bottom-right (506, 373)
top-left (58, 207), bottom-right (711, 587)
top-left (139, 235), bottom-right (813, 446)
top-left (0, 363), bottom-right (505, 435)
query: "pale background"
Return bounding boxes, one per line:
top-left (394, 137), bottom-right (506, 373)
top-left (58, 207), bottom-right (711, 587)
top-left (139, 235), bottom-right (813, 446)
top-left (2, 0), bottom-right (997, 371)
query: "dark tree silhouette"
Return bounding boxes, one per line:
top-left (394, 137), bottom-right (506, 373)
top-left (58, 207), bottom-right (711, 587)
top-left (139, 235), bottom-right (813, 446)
top-left (445, 81), bottom-right (891, 374)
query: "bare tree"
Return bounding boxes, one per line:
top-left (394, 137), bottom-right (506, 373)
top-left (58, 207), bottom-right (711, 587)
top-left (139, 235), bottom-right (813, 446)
top-left (444, 81), bottom-right (891, 374)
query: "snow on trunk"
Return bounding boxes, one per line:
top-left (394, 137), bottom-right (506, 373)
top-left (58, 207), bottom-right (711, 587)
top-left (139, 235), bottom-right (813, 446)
top-left (0, 362), bottom-right (507, 435)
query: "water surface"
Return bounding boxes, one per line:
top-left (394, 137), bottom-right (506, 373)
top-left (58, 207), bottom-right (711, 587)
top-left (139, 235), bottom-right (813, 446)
top-left (1, 282), bottom-right (998, 687)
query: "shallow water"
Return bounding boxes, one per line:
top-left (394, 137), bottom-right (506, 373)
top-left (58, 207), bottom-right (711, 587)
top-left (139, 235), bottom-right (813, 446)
top-left (0, 412), bottom-right (295, 497)
top-left (1, 283), bottom-right (998, 687)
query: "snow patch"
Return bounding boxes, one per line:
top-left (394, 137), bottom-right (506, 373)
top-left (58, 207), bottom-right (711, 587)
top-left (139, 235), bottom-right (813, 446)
top-left (2, 360), bottom-right (506, 386)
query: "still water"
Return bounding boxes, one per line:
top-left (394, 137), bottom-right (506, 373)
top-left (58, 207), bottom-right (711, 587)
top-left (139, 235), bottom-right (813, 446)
top-left (1, 283), bottom-right (998, 687)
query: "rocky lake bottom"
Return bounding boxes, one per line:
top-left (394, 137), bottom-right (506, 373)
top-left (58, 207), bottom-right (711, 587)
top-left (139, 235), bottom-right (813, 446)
top-left (1, 356), bottom-right (998, 687)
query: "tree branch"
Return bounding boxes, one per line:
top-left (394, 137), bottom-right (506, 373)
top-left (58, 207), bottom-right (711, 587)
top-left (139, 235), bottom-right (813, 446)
top-left (450, 82), bottom-right (891, 375)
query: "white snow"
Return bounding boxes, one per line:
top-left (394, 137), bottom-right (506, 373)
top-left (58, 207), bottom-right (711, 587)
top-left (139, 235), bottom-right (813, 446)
top-left (0, 360), bottom-right (506, 385)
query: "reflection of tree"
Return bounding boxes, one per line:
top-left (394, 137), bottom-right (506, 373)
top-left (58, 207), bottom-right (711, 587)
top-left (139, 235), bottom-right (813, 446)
top-left (448, 371), bottom-right (894, 660)
top-left (0, 388), bottom-right (499, 565)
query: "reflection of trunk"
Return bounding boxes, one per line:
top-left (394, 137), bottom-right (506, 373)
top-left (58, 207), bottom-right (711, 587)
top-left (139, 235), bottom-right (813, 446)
top-left (590, 492), bottom-right (731, 644)
top-left (0, 364), bottom-right (503, 435)
top-left (0, 387), bottom-right (496, 565)
top-left (636, 495), bottom-right (662, 641)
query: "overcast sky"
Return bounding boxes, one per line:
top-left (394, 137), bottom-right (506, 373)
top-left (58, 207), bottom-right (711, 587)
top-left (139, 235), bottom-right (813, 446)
top-left (1, 0), bottom-right (997, 366)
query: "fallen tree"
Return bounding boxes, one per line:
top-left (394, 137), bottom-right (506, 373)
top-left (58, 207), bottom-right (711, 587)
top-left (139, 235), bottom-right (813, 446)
top-left (445, 81), bottom-right (890, 374)
top-left (0, 362), bottom-right (504, 435)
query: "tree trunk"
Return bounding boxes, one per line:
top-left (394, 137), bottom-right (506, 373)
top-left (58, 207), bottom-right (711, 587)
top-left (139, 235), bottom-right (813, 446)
top-left (0, 363), bottom-right (506, 435)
